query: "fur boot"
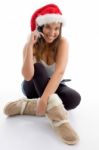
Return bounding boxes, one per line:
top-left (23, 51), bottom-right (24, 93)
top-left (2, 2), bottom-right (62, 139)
top-left (3, 98), bottom-right (39, 116)
top-left (46, 94), bottom-right (79, 145)
top-left (4, 94), bottom-right (79, 144)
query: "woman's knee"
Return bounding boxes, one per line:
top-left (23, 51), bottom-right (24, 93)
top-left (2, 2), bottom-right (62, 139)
top-left (21, 80), bottom-right (38, 98)
top-left (21, 81), bottom-right (30, 97)
top-left (34, 63), bottom-right (48, 77)
top-left (69, 92), bottom-right (81, 110)
top-left (57, 86), bottom-right (81, 110)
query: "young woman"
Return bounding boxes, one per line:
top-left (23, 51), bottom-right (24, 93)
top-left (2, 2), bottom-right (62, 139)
top-left (4, 4), bottom-right (81, 144)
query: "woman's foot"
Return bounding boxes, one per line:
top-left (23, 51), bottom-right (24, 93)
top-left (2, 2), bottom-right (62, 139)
top-left (3, 98), bottom-right (39, 116)
top-left (46, 94), bottom-right (79, 145)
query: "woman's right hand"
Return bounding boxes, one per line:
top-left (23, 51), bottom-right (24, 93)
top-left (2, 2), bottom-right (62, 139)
top-left (27, 30), bottom-right (44, 46)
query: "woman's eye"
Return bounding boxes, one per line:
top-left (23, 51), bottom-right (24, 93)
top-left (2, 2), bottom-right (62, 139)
top-left (55, 27), bottom-right (60, 31)
top-left (46, 26), bottom-right (50, 29)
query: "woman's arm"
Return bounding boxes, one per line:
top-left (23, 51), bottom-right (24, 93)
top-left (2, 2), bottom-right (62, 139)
top-left (21, 31), bottom-right (40, 81)
top-left (41, 37), bottom-right (69, 100)
top-left (21, 43), bottom-right (34, 81)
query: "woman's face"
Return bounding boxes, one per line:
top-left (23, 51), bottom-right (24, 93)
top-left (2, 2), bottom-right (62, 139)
top-left (42, 23), bottom-right (61, 43)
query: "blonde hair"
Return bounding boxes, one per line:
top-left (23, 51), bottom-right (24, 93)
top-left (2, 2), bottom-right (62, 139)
top-left (34, 24), bottom-right (62, 62)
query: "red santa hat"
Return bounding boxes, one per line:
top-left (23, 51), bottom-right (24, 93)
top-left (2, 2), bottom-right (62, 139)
top-left (30, 4), bottom-right (64, 31)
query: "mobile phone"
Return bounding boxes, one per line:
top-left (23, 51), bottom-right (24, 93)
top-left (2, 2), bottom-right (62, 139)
top-left (37, 26), bottom-right (43, 33)
top-left (36, 26), bottom-right (44, 39)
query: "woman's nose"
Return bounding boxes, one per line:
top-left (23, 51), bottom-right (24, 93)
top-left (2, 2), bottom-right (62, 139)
top-left (49, 30), bottom-right (55, 36)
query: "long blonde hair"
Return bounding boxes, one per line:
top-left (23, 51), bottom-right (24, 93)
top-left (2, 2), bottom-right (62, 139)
top-left (34, 24), bottom-right (62, 62)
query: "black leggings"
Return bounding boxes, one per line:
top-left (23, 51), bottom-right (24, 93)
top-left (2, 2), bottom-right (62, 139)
top-left (21, 63), bottom-right (81, 110)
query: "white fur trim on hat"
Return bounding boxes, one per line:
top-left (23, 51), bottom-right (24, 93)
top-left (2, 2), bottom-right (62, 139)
top-left (47, 94), bottom-right (62, 111)
top-left (36, 14), bottom-right (64, 26)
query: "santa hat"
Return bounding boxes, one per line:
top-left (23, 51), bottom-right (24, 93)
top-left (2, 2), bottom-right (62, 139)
top-left (30, 4), bottom-right (64, 31)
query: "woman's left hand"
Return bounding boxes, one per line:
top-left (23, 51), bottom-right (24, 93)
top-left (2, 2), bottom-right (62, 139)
top-left (36, 97), bottom-right (48, 116)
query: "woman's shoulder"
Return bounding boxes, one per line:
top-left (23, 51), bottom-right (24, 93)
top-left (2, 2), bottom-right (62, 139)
top-left (58, 37), bottom-right (69, 50)
top-left (55, 37), bottom-right (69, 64)
top-left (60, 37), bottom-right (69, 45)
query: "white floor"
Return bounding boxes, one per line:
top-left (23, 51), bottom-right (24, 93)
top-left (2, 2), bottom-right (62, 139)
top-left (0, 82), bottom-right (99, 150)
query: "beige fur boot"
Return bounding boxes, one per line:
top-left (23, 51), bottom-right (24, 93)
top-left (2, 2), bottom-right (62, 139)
top-left (3, 98), bottom-right (39, 116)
top-left (46, 94), bottom-right (79, 145)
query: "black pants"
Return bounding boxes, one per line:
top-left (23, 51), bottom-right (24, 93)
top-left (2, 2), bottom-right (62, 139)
top-left (21, 63), bottom-right (81, 110)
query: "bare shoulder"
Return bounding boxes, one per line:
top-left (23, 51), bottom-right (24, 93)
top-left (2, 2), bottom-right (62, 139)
top-left (59, 37), bottom-right (69, 48)
top-left (55, 37), bottom-right (69, 71)
top-left (56, 37), bottom-right (69, 56)
top-left (55, 37), bottom-right (69, 63)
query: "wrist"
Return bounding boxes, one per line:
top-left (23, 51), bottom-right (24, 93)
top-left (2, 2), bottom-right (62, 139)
top-left (27, 41), bottom-right (34, 48)
top-left (41, 95), bottom-right (49, 102)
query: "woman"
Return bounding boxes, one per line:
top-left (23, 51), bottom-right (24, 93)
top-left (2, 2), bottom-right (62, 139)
top-left (4, 4), bottom-right (81, 144)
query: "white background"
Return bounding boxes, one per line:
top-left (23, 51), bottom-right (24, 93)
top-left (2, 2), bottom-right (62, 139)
top-left (0, 0), bottom-right (99, 150)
